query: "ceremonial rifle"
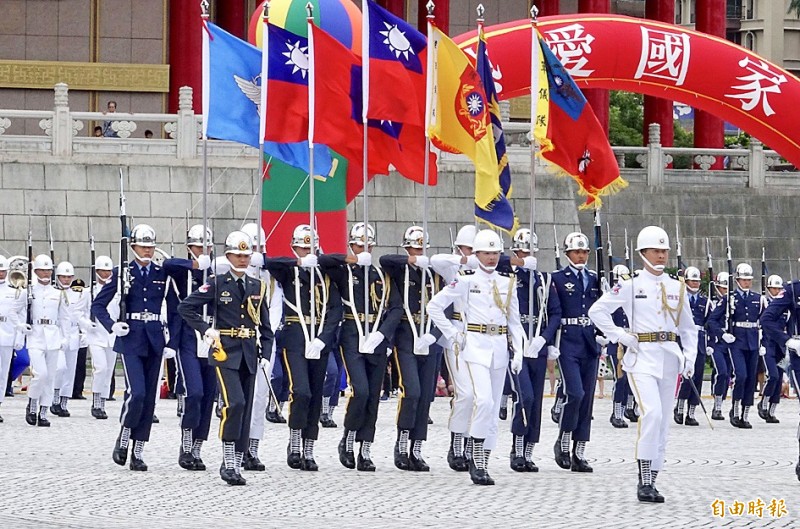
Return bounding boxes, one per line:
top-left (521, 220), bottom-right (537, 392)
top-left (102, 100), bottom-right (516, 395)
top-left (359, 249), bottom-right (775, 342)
top-left (48, 219), bottom-right (55, 285)
top-left (705, 238), bottom-right (714, 301)
top-left (624, 229), bottom-right (632, 270)
top-left (594, 210), bottom-right (608, 292)
top-left (606, 222), bottom-right (613, 286)
top-left (26, 216), bottom-right (33, 325)
top-left (89, 219), bottom-right (96, 321)
top-left (675, 223), bottom-right (686, 273)
top-left (553, 226), bottom-right (561, 269)
top-left (118, 169), bottom-right (130, 323)
top-left (725, 228), bottom-right (734, 333)
top-left (761, 246), bottom-right (767, 298)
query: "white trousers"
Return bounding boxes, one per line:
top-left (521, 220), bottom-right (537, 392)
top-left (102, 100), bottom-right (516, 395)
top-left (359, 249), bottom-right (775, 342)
top-left (444, 346), bottom-right (474, 435)
top-left (249, 354), bottom-right (277, 440)
top-left (28, 348), bottom-right (60, 406)
top-left (628, 361), bottom-right (680, 471)
top-left (0, 345), bottom-right (13, 404)
top-left (90, 344), bottom-right (117, 396)
top-left (466, 361), bottom-right (507, 451)
top-left (55, 343), bottom-right (80, 398)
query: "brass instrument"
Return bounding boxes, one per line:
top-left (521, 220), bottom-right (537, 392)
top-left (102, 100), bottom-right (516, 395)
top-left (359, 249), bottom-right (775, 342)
top-left (7, 256), bottom-right (28, 293)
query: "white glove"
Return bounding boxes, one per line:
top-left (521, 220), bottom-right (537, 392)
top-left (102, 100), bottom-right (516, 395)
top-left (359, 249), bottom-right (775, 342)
top-left (547, 345), bottom-right (560, 361)
top-left (596, 335), bottom-right (610, 347)
top-left (414, 333), bottom-right (436, 355)
top-left (414, 255), bottom-right (430, 269)
top-left (386, 347), bottom-right (393, 357)
top-left (618, 332), bottom-right (640, 353)
top-left (60, 337), bottom-right (69, 350)
top-left (163, 347), bottom-right (177, 359)
top-left (521, 256), bottom-right (538, 271)
top-left (204, 328), bottom-right (220, 343)
top-left (681, 359), bottom-right (694, 379)
top-left (249, 252), bottom-right (264, 268)
top-left (356, 252), bottom-right (372, 267)
top-left (465, 254), bottom-right (480, 269)
top-left (15, 323), bottom-right (32, 336)
top-left (721, 333), bottom-right (736, 344)
top-left (524, 336), bottom-right (547, 358)
top-left (305, 338), bottom-right (326, 359)
top-left (360, 331), bottom-right (385, 354)
top-left (706, 346), bottom-right (714, 356)
top-left (196, 254), bottom-right (211, 271)
top-left (258, 356), bottom-right (270, 369)
top-left (451, 331), bottom-right (467, 351)
top-left (111, 322), bottom-right (130, 337)
top-left (759, 346), bottom-right (767, 357)
top-left (511, 352), bottom-right (523, 374)
top-left (13, 336), bottom-right (25, 350)
top-left (80, 318), bottom-right (98, 331)
top-left (786, 338), bottom-right (800, 356)
top-left (300, 254), bottom-right (318, 268)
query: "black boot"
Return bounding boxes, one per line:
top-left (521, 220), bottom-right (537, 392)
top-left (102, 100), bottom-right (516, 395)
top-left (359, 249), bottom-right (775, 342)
top-left (729, 402), bottom-right (743, 428)
top-left (624, 406), bottom-right (639, 423)
top-left (757, 399), bottom-right (768, 420)
top-left (319, 413), bottom-right (337, 428)
top-left (338, 431), bottom-right (356, 469)
top-left (553, 433), bottom-right (571, 470)
top-left (447, 433), bottom-right (468, 472)
top-left (672, 405), bottom-right (683, 425)
top-left (570, 441), bottom-right (593, 473)
top-left (129, 442), bottom-right (147, 471)
top-left (550, 400), bottom-right (561, 423)
top-left (610, 414), bottom-right (629, 428)
top-left (509, 436), bottom-right (527, 472)
top-left (651, 470), bottom-right (665, 503)
top-left (469, 438), bottom-right (494, 485)
top-left (739, 406), bottom-right (752, 429)
top-left (37, 407), bottom-right (50, 427)
top-left (300, 439), bottom-right (318, 471)
top-left (711, 408), bottom-right (724, 420)
top-left (394, 430), bottom-right (410, 471)
top-left (25, 400), bottom-right (37, 426)
top-left (637, 460), bottom-right (659, 503)
top-left (266, 409), bottom-right (286, 423)
top-left (243, 451), bottom-right (265, 471)
top-left (356, 442), bottom-right (376, 472)
top-left (113, 428), bottom-right (129, 466)
top-left (179, 449), bottom-right (196, 470)
top-left (409, 440), bottom-right (430, 472)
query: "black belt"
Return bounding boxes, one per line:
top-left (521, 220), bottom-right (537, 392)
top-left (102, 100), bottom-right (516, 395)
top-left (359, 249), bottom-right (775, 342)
top-left (344, 313), bottom-right (378, 323)
top-left (466, 323), bottom-right (508, 336)
top-left (401, 314), bottom-right (423, 324)
top-left (451, 313), bottom-right (462, 321)
top-left (219, 327), bottom-right (256, 339)
top-left (285, 316), bottom-right (314, 325)
top-left (636, 332), bottom-right (678, 343)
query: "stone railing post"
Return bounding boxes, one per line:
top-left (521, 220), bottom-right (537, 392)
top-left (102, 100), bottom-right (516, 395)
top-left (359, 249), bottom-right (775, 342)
top-left (52, 83), bottom-right (72, 157)
top-left (499, 100), bottom-right (511, 122)
top-left (176, 86), bottom-right (197, 159)
top-left (646, 123), bottom-right (664, 186)
top-left (748, 138), bottom-right (765, 188)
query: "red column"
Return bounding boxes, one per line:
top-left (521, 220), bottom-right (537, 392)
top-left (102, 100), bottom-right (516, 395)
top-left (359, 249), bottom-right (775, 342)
top-left (537, 0), bottom-right (560, 16)
top-left (643, 0), bottom-right (674, 147)
top-left (378, 0), bottom-right (406, 18)
top-left (216, 0), bottom-right (247, 39)
top-left (418, 0), bottom-right (449, 34)
top-left (694, 0), bottom-right (725, 160)
top-left (578, 0), bottom-right (609, 133)
top-left (168, 0), bottom-right (203, 113)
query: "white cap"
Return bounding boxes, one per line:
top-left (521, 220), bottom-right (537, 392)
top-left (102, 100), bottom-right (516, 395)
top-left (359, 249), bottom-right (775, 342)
top-left (472, 230), bottom-right (503, 252)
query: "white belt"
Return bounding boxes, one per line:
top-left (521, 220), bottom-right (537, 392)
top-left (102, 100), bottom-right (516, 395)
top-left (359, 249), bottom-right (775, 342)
top-left (561, 317), bottom-right (592, 327)
top-left (127, 312), bottom-right (160, 322)
top-left (520, 314), bottom-right (538, 324)
top-left (34, 318), bottom-right (54, 325)
top-left (734, 322), bottom-right (758, 329)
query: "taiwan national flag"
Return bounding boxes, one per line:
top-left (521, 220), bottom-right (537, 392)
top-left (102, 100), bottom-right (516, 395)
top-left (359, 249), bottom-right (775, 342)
top-left (264, 23), bottom-right (311, 144)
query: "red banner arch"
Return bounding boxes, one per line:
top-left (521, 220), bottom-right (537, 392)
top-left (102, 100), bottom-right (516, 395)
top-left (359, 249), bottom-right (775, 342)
top-left (454, 15), bottom-right (800, 168)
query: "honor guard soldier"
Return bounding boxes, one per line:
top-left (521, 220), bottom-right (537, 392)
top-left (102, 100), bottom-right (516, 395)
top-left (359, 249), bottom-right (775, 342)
top-left (674, 266), bottom-right (711, 426)
top-left (757, 275), bottom-right (784, 423)
top-left (589, 226), bottom-right (697, 503)
top-left (708, 272), bottom-right (732, 420)
top-left (87, 256), bottom-right (118, 419)
top-left (51, 261), bottom-right (93, 418)
top-left (708, 263), bottom-right (762, 428)
top-left (760, 273), bottom-right (800, 480)
top-left (179, 230), bottom-right (274, 485)
top-left (502, 229), bottom-right (561, 472)
top-left (380, 225), bottom-right (443, 471)
top-left (550, 232), bottom-right (602, 472)
top-left (320, 223), bottom-right (402, 471)
top-left (0, 256), bottom-right (29, 422)
top-left (607, 264), bottom-right (632, 428)
top-left (92, 224), bottom-right (201, 471)
top-left (264, 224), bottom-right (341, 471)
top-left (26, 255), bottom-right (73, 427)
top-left (428, 230), bottom-right (525, 485)
top-left (166, 224), bottom-right (217, 471)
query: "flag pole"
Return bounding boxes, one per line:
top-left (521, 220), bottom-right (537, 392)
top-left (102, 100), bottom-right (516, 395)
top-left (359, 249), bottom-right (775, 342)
top-left (361, 0), bottom-right (370, 336)
top-left (257, 2), bottom-right (270, 255)
top-left (200, 0), bottom-right (210, 265)
top-left (306, 3), bottom-right (317, 338)
top-left (528, 4), bottom-right (540, 340)
top-left (420, 0), bottom-right (436, 338)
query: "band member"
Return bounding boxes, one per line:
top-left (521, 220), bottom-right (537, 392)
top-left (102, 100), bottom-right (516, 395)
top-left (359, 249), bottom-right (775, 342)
top-left (87, 256), bottom-right (118, 419)
top-left (589, 226), bottom-right (697, 503)
top-left (0, 256), bottom-right (29, 422)
top-left (179, 230), bottom-right (274, 486)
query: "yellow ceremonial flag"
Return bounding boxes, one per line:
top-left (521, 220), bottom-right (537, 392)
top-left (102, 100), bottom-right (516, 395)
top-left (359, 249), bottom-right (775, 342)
top-left (427, 25), bottom-right (500, 210)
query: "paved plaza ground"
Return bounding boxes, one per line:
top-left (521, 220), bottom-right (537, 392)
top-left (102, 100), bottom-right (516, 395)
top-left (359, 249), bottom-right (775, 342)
top-left (1, 382), bottom-right (798, 528)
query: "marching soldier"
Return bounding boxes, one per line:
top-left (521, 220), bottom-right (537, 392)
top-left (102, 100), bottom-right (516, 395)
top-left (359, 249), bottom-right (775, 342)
top-left (757, 274), bottom-right (784, 423)
top-left (708, 272), bottom-right (732, 420)
top-left (589, 226), bottom-right (697, 503)
top-left (27, 255), bottom-right (72, 427)
top-left (0, 256), bottom-right (29, 423)
top-left (428, 230), bottom-right (525, 485)
top-left (380, 226), bottom-right (442, 471)
top-left (87, 256), bottom-right (118, 419)
top-left (708, 263), bottom-right (762, 428)
top-left (607, 264), bottom-right (632, 429)
top-left (550, 232), bottom-right (602, 472)
top-left (674, 266), bottom-right (711, 426)
top-left (321, 223), bottom-right (402, 471)
top-left (264, 224), bottom-right (341, 471)
top-left (92, 224), bottom-right (203, 471)
top-left (178, 230), bottom-right (274, 486)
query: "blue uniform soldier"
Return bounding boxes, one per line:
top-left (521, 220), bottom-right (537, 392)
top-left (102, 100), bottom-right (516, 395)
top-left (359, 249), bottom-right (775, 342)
top-left (92, 224), bottom-right (202, 471)
top-left (178, 231), bottom-right (274, 485)
top-left (708, 272), bottom-right (732, 420)
top-left (550, 232), bottom-right (602, 472)
top-left (708, 263), bottom-right (762, 428)
top-left (757, 275), bottom-right (785, 423)
top-left (606, 264), bottom-right (632, 429)
top-left (674, 266), bottom-right (711, 427)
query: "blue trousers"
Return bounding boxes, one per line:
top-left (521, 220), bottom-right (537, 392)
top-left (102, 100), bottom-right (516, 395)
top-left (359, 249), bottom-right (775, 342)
top-left (710, 344), bottom-right (731, 399)
top-left (120, 347), bottom-right (162, 441)
top-left (511, 355), bottom-right (547, 443)
top-left (678, 350), bottom-right (707, 405)
top-left (339, 325), bottom-right (388, 442)
top-left (730, 345), bottom-right (759, 406)
top-left (760, 342), bottom-right (784, 404)
top-left (557, 352), bottom-right (598, 441)
top-left (177, 347), bottom-right (217, 441)
top-left (607, 343), bottom-right (629, 405)
top-left (393, 323), bottom-right (437, 441)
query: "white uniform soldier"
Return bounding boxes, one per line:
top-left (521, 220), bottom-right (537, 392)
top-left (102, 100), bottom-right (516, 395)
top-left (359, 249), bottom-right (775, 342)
top-left (428, 230), bottom-right (525, 486)
top-left (87, 256), bottom-right (119, 419)
top-left (588, 226), bottom-right (697, 503)
top-left (26, 255), bottom-right (73, 427)
top-left (51, 261), bottom-right (93, 417)
top-left (0, 256), bottom-right (30, 422)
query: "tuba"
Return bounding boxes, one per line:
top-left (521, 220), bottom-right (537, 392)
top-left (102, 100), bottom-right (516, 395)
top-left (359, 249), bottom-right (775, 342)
top-left (7, 255), bottom-right (28, 290)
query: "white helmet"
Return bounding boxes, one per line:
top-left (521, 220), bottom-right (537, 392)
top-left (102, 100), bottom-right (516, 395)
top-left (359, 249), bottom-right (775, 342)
top-left (472, 230), bottom-right (503, 252)
top-left (130, 224), bottom-right (157, 247)
top-left (291, 224), bottom-right (318, 249)
top-left (684, 266), bottom-right (702, 281)
top-left (612, 264), bottom-right (630, 281)
top-left (402, 226), bottom-right (429, 249)
top-left (511, 228), bottom-right (539, 253)
top-left (0, 256), bottom-right (8, 271)
top-left (33, 254), bottom-right (53, 271)
top-left (55, 261), bottom-right (75, 277)
top-left (715, 271), bottom-right (730, 287)
top-left (564, 232), bottom-right (589, 252)
top-left (735, 263), bottom-right (753, 280)
top-left (636, 226), bottom-right (670, 251)
top-left (224, 231), bottom-right (254, 256)
top-left (767, 274), bottom-right (783, 289)
top-left (242, 223), bottom-right (266, 249)
top-left (349, 222), bottom-right (376, 247)
top-left (187, 224), bottom-right (213, 247)
top-left (95, 256), bottom-right (114, 271)
top-left (453, 225), bottom-right (477, 248)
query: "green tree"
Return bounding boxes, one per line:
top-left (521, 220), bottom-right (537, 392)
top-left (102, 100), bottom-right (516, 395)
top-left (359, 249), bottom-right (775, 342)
top-left (608, 91), bottom-right (643, 146)
top-left (791, 1), bottom-right (800, 17)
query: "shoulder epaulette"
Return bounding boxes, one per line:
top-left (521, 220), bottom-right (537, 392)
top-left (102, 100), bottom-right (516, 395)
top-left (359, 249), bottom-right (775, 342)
top-left (620, 273), bottom-right (631, 281)
top-left (587, 269), bottom-right (597, 276)
top-left (668, 272), bottom-right (682, 281)
top-left (70, 285), bottom-right (84, 292)
top-left (497, 270), bottom-right (512, 277)
top-left (459, 270), bottom-right (475, 276)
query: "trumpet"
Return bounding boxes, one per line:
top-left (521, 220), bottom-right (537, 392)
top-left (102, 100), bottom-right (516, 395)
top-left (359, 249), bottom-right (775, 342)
top-left (7, 255), bottom-right (28, 290)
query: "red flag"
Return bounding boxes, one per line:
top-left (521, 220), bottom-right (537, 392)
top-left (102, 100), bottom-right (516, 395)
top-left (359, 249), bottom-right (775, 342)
top-left (263, 24), bottom-right (310, 144)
